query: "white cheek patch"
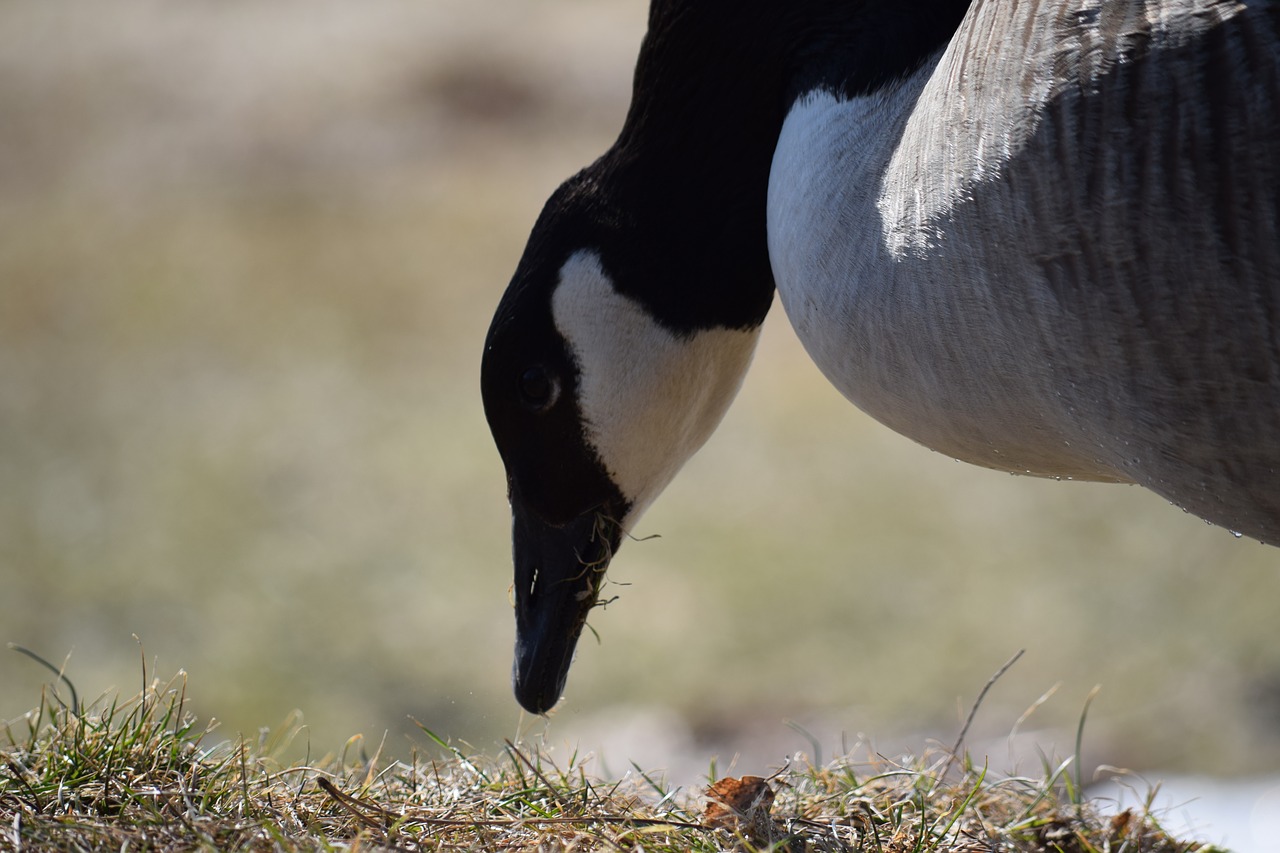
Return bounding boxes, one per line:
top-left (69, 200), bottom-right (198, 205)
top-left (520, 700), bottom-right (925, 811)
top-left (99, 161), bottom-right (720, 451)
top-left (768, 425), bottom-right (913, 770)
top-left (551, 250), bottom-right (760, 528)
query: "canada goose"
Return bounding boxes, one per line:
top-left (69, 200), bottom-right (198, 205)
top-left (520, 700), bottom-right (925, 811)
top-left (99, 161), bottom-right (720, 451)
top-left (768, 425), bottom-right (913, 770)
top-left (481, 0), bottom-right (1280, 714)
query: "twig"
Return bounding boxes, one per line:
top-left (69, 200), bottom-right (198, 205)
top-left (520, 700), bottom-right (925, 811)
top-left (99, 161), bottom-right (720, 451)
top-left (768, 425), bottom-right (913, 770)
top-left (317, 777), bottom-right (388, 829)
top-left (937, 649), bottom-right (1025, 784)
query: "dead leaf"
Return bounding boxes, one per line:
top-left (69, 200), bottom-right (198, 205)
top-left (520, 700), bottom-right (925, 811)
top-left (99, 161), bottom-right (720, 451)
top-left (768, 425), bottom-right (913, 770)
top-left (1109, 808), bottom-right (1133, 838)
top-left (703, 775), bottom-right (775, 829)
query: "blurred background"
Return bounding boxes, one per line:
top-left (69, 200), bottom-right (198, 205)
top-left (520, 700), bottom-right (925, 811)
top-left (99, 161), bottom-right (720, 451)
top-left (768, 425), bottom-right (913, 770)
top-left (3, 0), bottom-right (1279, 796)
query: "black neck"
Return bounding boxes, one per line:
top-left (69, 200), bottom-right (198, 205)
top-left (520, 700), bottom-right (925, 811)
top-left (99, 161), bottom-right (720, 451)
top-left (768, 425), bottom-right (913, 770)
top-left (562, 1), bottom-right (970, 333)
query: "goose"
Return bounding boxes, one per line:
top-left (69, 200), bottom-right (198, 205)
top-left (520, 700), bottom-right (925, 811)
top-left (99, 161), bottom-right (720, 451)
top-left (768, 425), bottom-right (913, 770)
top-left (480, 0), bottom-right (1280, 714)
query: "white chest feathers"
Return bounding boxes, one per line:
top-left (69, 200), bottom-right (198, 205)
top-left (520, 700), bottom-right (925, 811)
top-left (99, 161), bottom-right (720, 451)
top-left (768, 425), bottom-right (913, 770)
top-left (551, 251), bottom-right (760, 528)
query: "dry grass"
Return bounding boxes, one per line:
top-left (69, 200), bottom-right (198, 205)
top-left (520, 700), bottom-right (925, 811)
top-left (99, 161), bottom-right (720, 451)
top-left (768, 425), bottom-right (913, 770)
top-left (1, 664), bottom-right (1210, 852)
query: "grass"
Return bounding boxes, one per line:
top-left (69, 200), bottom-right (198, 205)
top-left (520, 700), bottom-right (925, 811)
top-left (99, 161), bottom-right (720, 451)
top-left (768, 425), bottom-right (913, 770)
top-left (0, 660), bottom-right (1211, 852)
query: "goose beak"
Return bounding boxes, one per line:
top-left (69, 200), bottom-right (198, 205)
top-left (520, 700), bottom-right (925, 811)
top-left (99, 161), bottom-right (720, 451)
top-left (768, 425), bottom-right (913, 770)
top-left (511, 500), bottom-right (620, 714)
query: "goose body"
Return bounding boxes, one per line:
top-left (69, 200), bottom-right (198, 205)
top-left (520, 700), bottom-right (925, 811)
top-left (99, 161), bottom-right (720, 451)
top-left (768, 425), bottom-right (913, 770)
top-left (481, 0), bottom-right (1280, 713)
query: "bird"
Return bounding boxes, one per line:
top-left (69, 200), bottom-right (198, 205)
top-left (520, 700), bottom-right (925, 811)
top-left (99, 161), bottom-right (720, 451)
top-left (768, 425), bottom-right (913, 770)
top-left (480, 0), bottom-right (1280, 715)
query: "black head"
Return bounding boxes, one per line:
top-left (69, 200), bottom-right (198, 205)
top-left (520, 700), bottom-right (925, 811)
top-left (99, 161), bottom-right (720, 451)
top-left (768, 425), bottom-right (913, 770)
top-left (482, 164), bottom-right (765, 713)
top-left (482, 175), bottom-right (631, 714)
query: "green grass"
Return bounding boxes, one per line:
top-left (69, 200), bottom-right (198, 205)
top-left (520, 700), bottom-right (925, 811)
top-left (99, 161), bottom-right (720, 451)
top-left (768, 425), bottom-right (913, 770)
top-left (1, 662), bottom-right (1211, 852)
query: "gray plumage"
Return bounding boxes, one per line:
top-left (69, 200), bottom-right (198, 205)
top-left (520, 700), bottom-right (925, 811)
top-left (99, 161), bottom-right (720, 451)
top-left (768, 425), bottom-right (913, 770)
top-left (769, 0), bottom-right (1280, 542)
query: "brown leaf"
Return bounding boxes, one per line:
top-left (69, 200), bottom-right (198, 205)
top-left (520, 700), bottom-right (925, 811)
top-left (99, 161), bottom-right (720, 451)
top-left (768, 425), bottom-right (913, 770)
top-left (703, 775), bottom-right (775, 829)
top-left (1109, 808), bottom-right (1133, 838)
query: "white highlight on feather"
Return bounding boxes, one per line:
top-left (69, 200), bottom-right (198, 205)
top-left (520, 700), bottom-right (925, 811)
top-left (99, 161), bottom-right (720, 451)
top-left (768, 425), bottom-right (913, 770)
top-left (551, 250), bottom-right (760, 528)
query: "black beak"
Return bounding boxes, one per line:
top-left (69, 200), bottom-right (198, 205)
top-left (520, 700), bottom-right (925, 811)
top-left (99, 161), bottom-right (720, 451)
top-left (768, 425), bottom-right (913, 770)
top-left (511, 500), bottom-right (622, 714)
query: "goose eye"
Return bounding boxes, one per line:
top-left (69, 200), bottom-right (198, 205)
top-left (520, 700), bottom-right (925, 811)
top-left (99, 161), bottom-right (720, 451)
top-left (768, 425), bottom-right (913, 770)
top-left (518, 365), bottom-right (558, 411)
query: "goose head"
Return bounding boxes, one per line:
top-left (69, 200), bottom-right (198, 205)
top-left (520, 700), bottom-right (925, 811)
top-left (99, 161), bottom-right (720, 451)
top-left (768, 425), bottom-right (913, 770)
top-left (482, 168), bottom-right (767, 713)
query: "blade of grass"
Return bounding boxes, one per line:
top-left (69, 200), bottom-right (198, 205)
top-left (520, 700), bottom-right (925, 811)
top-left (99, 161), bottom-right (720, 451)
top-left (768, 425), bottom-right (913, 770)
top-left (936, 648), bottom-right (1025, 786)
top-left (1070, 685), bottom-right (1103, 808)
top-left (8, 645), bottom-right (79, 714)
